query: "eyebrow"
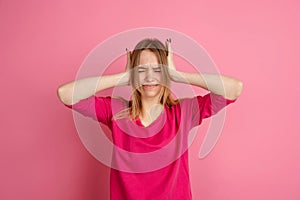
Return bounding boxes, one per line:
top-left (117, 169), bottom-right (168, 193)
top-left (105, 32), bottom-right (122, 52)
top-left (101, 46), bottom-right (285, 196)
top-left (137, 66), bottom-right (147, 69)
top-left (137, 67), bottom-right (147, 72)
top-left (137, 65), bottom-right (162, 69)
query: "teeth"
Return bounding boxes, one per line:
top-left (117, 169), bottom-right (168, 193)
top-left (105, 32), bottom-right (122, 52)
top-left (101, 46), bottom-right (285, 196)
top-left (143, 84), bottom-right (157, 88)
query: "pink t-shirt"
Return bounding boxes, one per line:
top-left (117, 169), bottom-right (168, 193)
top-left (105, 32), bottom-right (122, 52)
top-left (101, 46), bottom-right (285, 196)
top-left (65, 93), bottom-right (236, 200)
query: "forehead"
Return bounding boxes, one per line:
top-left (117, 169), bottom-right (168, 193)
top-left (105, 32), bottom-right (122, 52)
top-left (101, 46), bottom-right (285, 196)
top-left (139, 50), bottom-right (159, 65)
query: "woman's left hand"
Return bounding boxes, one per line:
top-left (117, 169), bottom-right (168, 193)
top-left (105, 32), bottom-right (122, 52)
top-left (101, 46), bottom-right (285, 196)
top-left (166, 38), bottom-right (181, 82)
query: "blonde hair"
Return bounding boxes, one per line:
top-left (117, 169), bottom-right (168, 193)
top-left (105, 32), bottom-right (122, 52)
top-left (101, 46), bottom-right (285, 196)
top-left (130, 38), bottom-right (179, 118)
top-left (114, 38), bottom-right (178, 120)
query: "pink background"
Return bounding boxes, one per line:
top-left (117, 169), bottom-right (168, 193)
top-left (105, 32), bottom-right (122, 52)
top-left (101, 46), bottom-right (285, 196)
top-left (1, 0), bottom-right (299, 199)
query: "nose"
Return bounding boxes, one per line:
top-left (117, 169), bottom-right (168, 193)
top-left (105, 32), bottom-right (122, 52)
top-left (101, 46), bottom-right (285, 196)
top-left (145, 68), bottom-right (154, 82)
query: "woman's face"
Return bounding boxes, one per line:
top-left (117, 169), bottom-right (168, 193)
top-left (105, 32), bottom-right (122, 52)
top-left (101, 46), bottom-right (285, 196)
top-left (137, 50), bottom-right (163, 101)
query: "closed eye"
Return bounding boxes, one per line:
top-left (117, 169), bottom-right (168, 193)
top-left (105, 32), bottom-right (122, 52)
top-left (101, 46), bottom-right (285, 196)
top-left (153, 67), bottom-right (161, 72)
top-left (137, 67), bottom-right (146, 72)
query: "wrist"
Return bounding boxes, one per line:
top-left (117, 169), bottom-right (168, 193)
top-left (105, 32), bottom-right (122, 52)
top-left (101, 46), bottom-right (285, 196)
top-left (117, 72), bottom-right (130, 86)
top-left (169, 70), bottom-right (185, 83)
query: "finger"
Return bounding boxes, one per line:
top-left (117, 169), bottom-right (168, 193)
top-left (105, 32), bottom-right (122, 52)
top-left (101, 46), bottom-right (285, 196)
top-left (166, 38), bottom-right (173, 57)
top-left (126, 48), bottom-right (131, 70)
top-left (165, 39), bottom-right (169, 53)
top-left (126, 48), bottom-right (131, 61)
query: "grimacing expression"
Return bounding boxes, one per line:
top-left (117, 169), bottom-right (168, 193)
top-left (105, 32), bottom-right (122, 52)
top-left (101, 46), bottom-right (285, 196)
top-left (137, 50), bottom-right (163, 100)
top-left (128, 39), bottom-right (177, 119)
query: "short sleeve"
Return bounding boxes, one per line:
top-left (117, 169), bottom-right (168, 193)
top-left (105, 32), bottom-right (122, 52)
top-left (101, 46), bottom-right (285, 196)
top-left (184, 93), bottom-right (237, 127)
top-left (197, 92), bottom-right (236, 119)
top-left (64, 95), bottom-right (112, 126)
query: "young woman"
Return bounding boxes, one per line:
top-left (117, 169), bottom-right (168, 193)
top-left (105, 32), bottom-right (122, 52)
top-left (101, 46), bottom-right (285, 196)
top-left (57, 38), bottom-right (243, 199)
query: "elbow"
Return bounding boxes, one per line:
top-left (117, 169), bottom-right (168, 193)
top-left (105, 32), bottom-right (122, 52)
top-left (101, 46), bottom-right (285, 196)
top-left (57, 86), bottom-right (72, 105)
top-left (225, 80), bottom-right (243, 100)
top-left (234, 80), bottom-right (244, 99)
top-left (56, 86), bottom-right (65, 104)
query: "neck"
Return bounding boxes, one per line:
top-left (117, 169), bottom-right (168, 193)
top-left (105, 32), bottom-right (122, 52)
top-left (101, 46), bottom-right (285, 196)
top-left (140, 97), bottom-right (163, 120)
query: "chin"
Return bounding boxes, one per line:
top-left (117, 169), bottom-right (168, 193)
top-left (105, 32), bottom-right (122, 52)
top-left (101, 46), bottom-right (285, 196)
top-left (141, 86), bottom-right (163, 99)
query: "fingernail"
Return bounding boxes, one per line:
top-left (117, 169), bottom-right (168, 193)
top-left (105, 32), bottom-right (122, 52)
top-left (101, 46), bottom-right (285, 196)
top-left (169, 38), bottom-right (171, 43)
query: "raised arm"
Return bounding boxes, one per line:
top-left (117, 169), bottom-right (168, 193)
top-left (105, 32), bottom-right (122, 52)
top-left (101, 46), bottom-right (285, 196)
top-left (57, 50), bottom-right (131, 105)
top-left (171, 72), bottom-right (243, 100)
top-left (166, 39), bottom-right (243, 100)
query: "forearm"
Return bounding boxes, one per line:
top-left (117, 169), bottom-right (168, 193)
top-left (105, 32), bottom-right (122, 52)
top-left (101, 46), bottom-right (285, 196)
top-left (172, 71), bottom-right (243, 100)
top-left (57, 72), bottom-right (129, 105)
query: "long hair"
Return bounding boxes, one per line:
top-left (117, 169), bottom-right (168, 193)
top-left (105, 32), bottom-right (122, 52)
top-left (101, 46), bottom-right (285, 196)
top-left (128, 38), bottom-right (178, 119)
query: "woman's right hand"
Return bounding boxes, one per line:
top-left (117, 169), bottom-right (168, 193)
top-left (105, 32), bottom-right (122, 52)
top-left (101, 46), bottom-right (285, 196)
top-left (124, 48), bottom-right (131, 85)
